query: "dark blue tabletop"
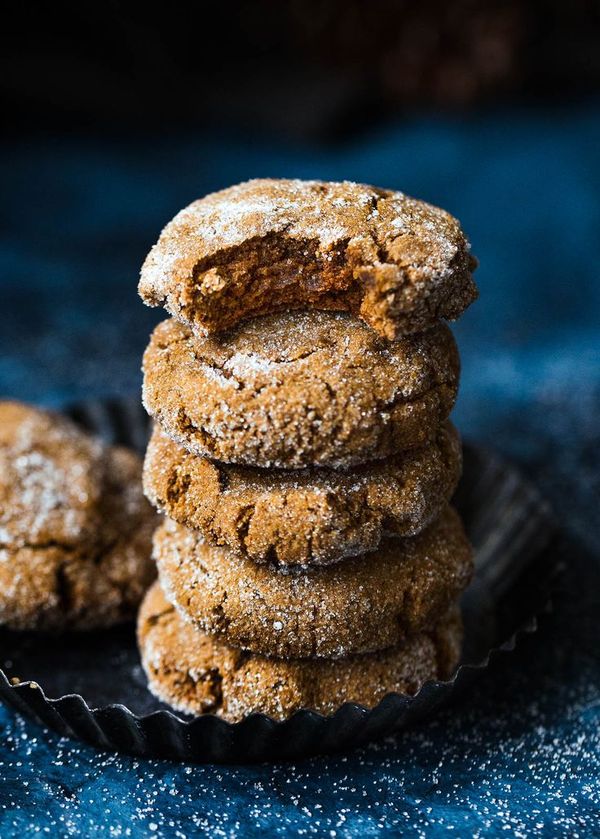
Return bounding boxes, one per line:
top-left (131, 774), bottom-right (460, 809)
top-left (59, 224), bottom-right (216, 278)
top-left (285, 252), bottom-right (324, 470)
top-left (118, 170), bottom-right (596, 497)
top-left (0, 103), bottom-right (598, 836)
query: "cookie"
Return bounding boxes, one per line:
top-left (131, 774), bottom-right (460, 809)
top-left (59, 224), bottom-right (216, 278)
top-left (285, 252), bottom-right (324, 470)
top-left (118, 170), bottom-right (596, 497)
top-left (0, 401), bottom-right (157, 631)
top-left (154, 505), bottom-right (472, 658)
top-left (142, 312), bottom-right (460, 469)
top-left (143, 421), bottom-right (462, 567)
top-left (139, 178), bottom-right (477, 340)
top-left (138, 582), bottom-right (463, 721)
top-left (0, 401), bottom-right (107, 551)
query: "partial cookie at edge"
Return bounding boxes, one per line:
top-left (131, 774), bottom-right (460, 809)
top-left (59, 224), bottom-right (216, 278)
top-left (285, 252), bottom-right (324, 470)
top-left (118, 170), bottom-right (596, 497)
top-left (0, 401), bottom-right (157, 631)
top-left (0, 400), bottom-right (107, 551)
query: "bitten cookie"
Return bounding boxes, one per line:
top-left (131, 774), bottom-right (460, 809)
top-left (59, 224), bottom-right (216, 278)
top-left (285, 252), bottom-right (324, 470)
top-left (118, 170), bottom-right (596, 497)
top-left (154, 505), bottom-right (473, 659)
top-left (138, 582), bottom-right (463, 721)
top-left (143, 421), bottom-right (462, 567)
top-left (139, 178), bottom-right (477, 340)
top-left (0, 401), bottom-right (157, 631)
top-left (142, 311), bottom-right (460, 469)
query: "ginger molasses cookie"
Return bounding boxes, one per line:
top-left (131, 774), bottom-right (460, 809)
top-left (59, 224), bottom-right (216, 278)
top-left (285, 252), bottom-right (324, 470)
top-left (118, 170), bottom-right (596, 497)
top-left (138, 583), bottom-right (463, 721)
top-left (0, 401), bottom-right (106, 551)
top-left (142, 311), bottom-right (460, 469)
top-left (143, 421), bottom-right (462, 567)
top-left (0, 401), bottom-right (157, 631)
top-left (154, 505), bottom-right (472, 659)
top-left (139, 178), bottom-right (477, 340)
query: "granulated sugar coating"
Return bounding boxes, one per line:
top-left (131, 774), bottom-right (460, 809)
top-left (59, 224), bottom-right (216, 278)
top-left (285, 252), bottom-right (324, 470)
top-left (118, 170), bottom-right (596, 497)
top-left (154, 505), bottom-right (473, 659)
top-left (138, 178), bottom-right (478, 340)
top-left (142, 313), bottom-right (460, 469)
top-left (143, 421), bottom-right (462, 567)
top-left (0, 401), bottom-right (106, 551)
top-left (0, 402), bottom-right (157, 631)
top-left (138, 583), bottom-right (462, 720)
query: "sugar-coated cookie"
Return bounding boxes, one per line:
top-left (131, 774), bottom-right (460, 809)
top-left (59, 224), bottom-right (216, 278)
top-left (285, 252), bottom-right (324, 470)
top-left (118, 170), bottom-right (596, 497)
top-left (139, 178), bottom-right (477, 340)
top-left (0, 401), bottom-right (157, 630)
top-left (143, 421), bottom-right (462, 567)
top-left (138, 582), bottom-right (463, 721)
top-left (154, 505), bottom-right (472, 659)
top-left (142, 312), bottom-right (459, 469)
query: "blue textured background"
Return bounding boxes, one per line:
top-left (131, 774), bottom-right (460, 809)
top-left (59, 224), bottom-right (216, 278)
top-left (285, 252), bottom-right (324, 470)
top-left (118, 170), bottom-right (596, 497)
top-left (0, 103), bottom-right (599, 836)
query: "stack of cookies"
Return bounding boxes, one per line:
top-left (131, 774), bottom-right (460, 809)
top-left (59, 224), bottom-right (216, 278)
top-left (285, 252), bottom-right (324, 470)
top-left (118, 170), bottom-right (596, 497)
top-left (136, 179), bottom-right (478, 721)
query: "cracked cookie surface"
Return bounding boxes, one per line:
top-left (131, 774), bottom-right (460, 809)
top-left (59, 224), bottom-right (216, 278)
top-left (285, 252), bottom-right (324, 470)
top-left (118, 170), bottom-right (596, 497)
top-left (142, 312), bottom-right (460, 469)
top-left (154, 505), bottom-right (473, 659)
top-left (138, 582), bottom-right (463, 721)
top-left (0, 401), bottom-right (157, 631)
top-left (138, 178), bottom-right (477, 340)
top-left (143, 421), bottom-right (462, 567)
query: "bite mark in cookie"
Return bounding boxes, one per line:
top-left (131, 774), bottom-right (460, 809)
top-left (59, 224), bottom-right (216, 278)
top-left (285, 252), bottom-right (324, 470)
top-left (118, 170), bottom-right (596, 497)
top-left (139, 179), bottom-right (477, 340)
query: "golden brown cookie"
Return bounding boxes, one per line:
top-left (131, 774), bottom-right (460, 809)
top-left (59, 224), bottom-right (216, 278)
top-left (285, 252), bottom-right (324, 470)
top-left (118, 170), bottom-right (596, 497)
top-left (138, 178), bottom-right (477, 340)
top-left (143, 421), bottom-right (462, 567)
top-left (154, 505), bottom-right (472, 659)
top-left (142, 312), bottom-right (460, 469)
top-left (138, 582), bottom-right (463, 721)
top-left (0, 401), bottom-right (157, 631)
top-left (0, 401), bottom-right (107, 551)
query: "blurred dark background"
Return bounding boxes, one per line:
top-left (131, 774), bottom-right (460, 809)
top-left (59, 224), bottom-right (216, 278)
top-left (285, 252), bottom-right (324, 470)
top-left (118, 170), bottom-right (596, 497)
top-left (3, 1), bottom-right (600, 138)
